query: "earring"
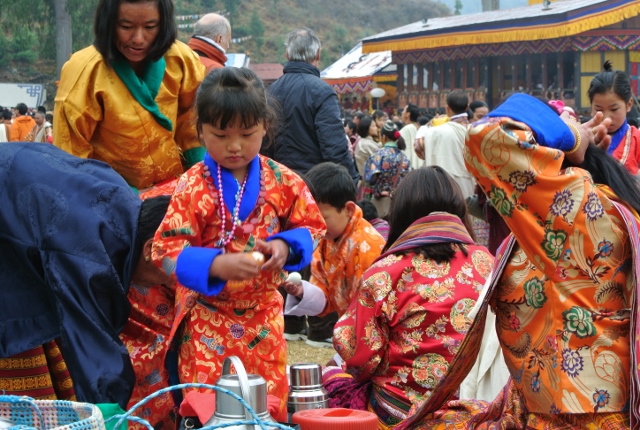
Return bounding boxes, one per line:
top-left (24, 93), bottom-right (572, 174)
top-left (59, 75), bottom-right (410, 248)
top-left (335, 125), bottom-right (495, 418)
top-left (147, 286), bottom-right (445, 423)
top-left (145, 256), bottom-right (150, 262)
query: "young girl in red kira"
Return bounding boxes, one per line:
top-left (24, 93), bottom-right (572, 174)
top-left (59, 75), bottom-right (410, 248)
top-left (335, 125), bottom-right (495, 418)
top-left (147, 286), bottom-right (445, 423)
top-left (588, 60), bottom-right (640, 175)
top-left (147, 67), bottom-right (326, 419)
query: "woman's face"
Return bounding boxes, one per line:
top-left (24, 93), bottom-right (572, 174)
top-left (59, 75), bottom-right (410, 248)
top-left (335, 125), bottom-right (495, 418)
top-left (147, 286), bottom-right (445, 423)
top-left (472, 106), bottom-right (489, 122)
top-left (374, 115), bottom-right (386, 129)
top-left (591, 91), bottom-right (633, 134)
top-left (116, 1), bottom-right (160, 68)
top-left (368, 121), bottom-right (379, 138)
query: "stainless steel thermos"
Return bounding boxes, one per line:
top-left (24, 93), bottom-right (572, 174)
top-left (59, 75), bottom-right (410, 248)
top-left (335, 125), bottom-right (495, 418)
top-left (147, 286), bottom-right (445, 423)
top-left (287, 363), bottom-right (329, 421)
top-left (204, 356), bottom-right (278, 430)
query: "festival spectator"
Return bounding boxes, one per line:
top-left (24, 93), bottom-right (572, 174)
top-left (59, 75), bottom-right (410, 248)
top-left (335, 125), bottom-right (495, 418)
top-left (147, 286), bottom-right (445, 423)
top-left (400, 103), bottom-right (421, 169)
top-left (0, 142), bottom-right (172, 408)
top-left (357, 199), bottom-right (389, 241)
top-left (26, 111), bottom-right (53, 143)
top-left (398, 93), bottom-right (635, 429)
top-left (344, 119), bottom-right (359, 157)
top-left (371, 110), bottom-right (387, 141)
top-left (588, 60), bottom-right (640, 175)
top-left (283, 162), bottom-right (385, 347)
top-left (354, 116), bottom-right (380, 173)
top-left (143, 67), bottom-right (326, 422)
top-left (187, 13), bottom-right (231, 72)
top-left (54, 0), bottom-right (206, 190)
top-left (415, 90), bottom-right (475, 199)
top-left (266, 27), bottom-right (358, 183)
top-left (363, 120), bottom-right (411, 218)
top-left (325, 166), bottom-right (493, 428)
top-left (361, 96), bottom-right (370, 113)
top-left (467, 100), bottom-right (489, 122)
top-left (9, 103), bottom-right (36, 141)
top-left (0, 110), bottom-right (12, 142)
top-left (353, 116), bottom-right (380, 197)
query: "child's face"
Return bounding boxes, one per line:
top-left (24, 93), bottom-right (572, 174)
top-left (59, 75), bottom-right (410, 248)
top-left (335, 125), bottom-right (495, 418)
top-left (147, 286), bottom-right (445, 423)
top-left (200, 120), bottom-right (266, 177)
top-left (591, 91), bottom-right (633, 134)
top-left (317, 202), bottom-right (355, 241)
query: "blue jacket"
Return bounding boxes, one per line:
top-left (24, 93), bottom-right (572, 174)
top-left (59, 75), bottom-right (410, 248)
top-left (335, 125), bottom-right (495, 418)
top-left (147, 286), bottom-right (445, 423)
top-left (0, 143), bottom-right (140, 408)
top-left (267, 61), bottom-right (359, 181)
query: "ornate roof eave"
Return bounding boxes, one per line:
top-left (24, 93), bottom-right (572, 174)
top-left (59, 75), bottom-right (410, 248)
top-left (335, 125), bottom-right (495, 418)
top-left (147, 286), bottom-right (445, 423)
top-left (362, 0), bottom-right (640, 54)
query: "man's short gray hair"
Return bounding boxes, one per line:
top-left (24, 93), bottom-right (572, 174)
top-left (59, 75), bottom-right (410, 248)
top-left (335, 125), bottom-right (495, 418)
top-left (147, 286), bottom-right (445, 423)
top-left (285, 28), bottom-right (321, 63)
top-left (194, 16), bottom-right (230, 40)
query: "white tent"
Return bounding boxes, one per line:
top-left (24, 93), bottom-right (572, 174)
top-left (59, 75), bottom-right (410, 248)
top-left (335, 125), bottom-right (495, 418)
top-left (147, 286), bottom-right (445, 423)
top-left (321, 42), bottom-right (394, 94)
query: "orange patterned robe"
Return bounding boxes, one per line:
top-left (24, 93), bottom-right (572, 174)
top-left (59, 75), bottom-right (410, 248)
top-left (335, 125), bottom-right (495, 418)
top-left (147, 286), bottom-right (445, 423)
top-left (122, 155), bottom-right (325, 426)
top-left (399, 94), bottom-right (632, 429)
top-left (311, 206), bottom-right (385, 316)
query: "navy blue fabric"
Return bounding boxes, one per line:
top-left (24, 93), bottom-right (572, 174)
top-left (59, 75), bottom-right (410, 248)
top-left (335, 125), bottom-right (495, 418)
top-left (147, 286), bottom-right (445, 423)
top-left (0, 143), bottom-right (140, 408)
top-left (488, 93), bottom-right (575, 151)
top-left (267, 61), bottom-right (359, 182)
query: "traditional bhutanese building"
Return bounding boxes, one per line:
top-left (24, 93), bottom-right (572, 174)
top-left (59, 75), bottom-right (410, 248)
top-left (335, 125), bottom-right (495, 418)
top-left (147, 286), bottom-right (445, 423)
top-left (361, 0), bottom-right (640, 114)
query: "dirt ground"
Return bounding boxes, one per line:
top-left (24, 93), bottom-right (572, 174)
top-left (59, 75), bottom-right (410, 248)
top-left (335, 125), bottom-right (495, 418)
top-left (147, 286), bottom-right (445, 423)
top-left (286, 339), bottom-right (337, 367)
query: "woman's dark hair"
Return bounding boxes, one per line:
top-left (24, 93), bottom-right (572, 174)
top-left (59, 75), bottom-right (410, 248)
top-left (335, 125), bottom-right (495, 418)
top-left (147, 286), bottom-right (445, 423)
top-left (196, 67), bottom-right (278, 145)
top-left (469, 100), bottom-right (488, 112)
top-left (304, 162), bottom-right (356, 210)
top-left (379, 120), bottom-right (406, 150)
top-left (587, 61), bottom-right (632, 104)
top-left (137, 195), bottom-right (170, 244)
top-left (357, 116), bottom-right (374, 138)
top-left (372, 110), bottom-right (386, 121)
top-left (93, 0), bottom-right (177, 67)
top-left (579, 144), bottom-right (640, 213)
top-left (385, 166), bottom-right (475, 262)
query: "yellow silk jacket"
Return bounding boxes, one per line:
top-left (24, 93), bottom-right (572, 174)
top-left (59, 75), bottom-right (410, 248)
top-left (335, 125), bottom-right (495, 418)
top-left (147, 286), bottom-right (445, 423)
top-left (54, 41), bottom-right (205, 189)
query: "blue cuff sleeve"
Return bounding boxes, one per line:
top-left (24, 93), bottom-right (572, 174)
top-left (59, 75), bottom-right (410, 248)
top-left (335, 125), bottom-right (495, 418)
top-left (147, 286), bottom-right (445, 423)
top-left (267, 228), bottom-right (313, 271)
top-left (176, 247), bottom-right (226, 296)
top-left (487, 93), bottom-right (575, 151)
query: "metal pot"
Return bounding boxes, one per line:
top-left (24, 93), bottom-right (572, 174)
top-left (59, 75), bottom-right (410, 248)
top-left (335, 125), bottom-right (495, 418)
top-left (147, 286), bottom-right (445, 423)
top-left (204, 356), bottom-right (278, 430)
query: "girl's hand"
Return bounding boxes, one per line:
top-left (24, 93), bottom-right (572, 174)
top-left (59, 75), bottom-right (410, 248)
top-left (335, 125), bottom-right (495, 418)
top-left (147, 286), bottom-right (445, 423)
top-left (254, 238), bottom-right (289, 271)
top-left (563, 111), bottom-right (611, 165)
top-left (209, 252), bottom-right (262, 281)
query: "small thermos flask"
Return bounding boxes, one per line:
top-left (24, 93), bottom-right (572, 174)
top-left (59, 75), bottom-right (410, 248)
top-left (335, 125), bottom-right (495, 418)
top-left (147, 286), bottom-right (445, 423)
top-left (287, 363), bottom-right (329, 421)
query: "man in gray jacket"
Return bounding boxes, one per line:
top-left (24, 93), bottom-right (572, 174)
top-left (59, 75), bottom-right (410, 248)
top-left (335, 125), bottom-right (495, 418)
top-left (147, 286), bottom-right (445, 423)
top-left (267, 27), bottom-right (359, 183)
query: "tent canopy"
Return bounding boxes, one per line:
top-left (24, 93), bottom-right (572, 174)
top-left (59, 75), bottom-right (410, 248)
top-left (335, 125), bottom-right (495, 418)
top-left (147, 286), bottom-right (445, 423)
top-left (321, 42), bottom-right (394, 95)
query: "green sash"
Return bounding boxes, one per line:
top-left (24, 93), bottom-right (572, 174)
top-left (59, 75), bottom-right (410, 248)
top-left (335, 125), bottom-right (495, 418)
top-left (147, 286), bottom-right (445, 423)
top-left (112, 57), bottom-right (173, 131)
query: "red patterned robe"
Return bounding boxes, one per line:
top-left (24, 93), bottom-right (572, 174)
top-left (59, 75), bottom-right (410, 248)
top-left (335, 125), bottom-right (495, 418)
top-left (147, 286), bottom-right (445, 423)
top-left (121, 155), bottom-right (326, 426)
top-left (332, 213), bottom-right (493, 426)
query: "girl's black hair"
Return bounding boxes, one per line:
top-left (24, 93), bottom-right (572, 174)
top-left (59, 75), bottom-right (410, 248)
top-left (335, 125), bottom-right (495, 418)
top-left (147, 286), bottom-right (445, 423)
top-left (379, 120), bottom-right (406, 150)
top-left (579, 144), bottom-right (640, 213)
top-left (385, 166), bottom-right (475, 262)
top-left (196, 67), bottom-right (278, 145)
top-left (587, 61), bottom-right (632, 104)
top-left (93, 0), bottom-right (177, 68)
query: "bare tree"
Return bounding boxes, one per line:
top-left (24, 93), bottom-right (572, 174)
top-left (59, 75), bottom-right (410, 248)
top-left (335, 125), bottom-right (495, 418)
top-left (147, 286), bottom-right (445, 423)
top-left (55, 0), bottom-right (73, 77)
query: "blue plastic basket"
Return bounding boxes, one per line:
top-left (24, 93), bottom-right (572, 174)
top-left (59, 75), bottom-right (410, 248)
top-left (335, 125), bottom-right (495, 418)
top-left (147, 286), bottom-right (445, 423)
top-left (0, 395), bottom-right (105, 430)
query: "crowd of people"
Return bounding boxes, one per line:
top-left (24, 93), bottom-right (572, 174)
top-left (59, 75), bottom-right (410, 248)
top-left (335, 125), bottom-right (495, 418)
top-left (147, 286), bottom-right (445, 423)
top-left (1, 0), bottom-right (640, 429)
top-left (0, 104), bottom-right (53, 143)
